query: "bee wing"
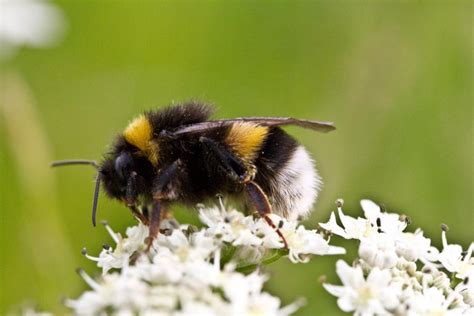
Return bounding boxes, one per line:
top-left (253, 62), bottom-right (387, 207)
top-left (171, 117), bottom-right (336, 136)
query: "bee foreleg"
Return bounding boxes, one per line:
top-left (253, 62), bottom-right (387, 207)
top-left (244, 181), bottom-right (289, 249)
top-left (125, 171), bottom-right (138, 205)
top-left (145, 161), bottom-right (182, 252)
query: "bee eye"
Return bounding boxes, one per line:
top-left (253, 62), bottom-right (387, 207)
top-left (115, 152), bottom-right (134, 179)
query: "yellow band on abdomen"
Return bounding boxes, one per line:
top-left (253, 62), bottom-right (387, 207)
top-left (226, 122), bottom-right (269, 161)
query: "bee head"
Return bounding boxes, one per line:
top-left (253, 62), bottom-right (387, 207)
top-left (100, 150), bottom-right (155, 206)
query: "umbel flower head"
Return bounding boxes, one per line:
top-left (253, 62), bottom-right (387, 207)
top-left (321, 199), bottom-right (474, 315)
top-left (65, 203), bottom-right (344, 315)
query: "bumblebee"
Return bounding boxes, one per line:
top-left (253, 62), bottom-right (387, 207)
top-left (52, 102), bottom-right (335, 249)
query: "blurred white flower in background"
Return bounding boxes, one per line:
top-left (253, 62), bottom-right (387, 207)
top-left (0, 0), bottom-right (66, 59)
top-left (1, 1), bottom-right (70, 308)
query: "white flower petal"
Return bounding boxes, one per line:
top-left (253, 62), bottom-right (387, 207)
top-left (337, 296), bottom-right (356, 312)
top-left (318, 212), bottom-right (349, 238)
top-left (360, 199), bottom-right (382, 223)
top-left (322, 283), bottom-right (345, 297)
top-left (336, 260), bottom-right (364, 289)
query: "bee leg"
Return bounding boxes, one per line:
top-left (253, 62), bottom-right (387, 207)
top-left (145, 200), bottom-right (161, 252)
top-left (199, 136), bottom-right (246, 181)
top-left (244, 181), bottom-right (289, 249)
top-left (128, 205), bottom-right (149, 225)
top-left (154, 159), bottom-right (181, 194)
top-left (142, 206), bottom-right (150, 223)
top-left (124, 172), bottom-right (150, 224)
top-left (145, 161), bottom-right (181, 252)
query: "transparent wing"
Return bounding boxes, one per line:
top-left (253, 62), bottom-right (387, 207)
top-left (171, 117), bottom-right (336, 136)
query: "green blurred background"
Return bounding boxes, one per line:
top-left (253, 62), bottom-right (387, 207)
top-left (1, 1), bottom-right (472, 315)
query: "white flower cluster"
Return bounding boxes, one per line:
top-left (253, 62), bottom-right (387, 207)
top-left (320, 199), bottom-right (474, 315)
top-left (65, 203), bottom-right (344, 315)
top-left (199, 203), bottom-right (345, 264)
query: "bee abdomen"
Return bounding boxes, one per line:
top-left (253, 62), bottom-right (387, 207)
top-left (253, 127), bottom-right (321, 220)
top-left (271, 146), bottom-right (321, 220)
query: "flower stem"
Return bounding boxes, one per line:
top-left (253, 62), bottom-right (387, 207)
top-left (236, 249), bottom-right (287, 273)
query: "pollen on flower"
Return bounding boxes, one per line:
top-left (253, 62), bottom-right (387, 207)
top-left (356, 285), bottom-right (377, 306)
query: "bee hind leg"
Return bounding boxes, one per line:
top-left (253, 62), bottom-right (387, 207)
top-left (244, 181), bottom-right (289, 249)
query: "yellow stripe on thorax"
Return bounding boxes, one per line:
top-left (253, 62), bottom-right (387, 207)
top-left (123, 115), bottom-right (159, 165)
top-left (226, 122), bottom-right (269, 161)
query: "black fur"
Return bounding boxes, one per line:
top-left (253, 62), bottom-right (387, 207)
top-left (146, 101), bottom-right (214, 134)
top-left (254, 127), bottom-right (299, 203)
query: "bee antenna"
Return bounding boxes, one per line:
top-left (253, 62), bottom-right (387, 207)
top-left (91, 174), bottom-right (101, 227)
top-left (50, 159), bottom-right (99, 169)
top-left (50, 159), bottom-right (101, 226)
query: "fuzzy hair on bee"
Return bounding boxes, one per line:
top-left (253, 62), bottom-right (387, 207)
top-left (52, 101), bottom-right (335, 249)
